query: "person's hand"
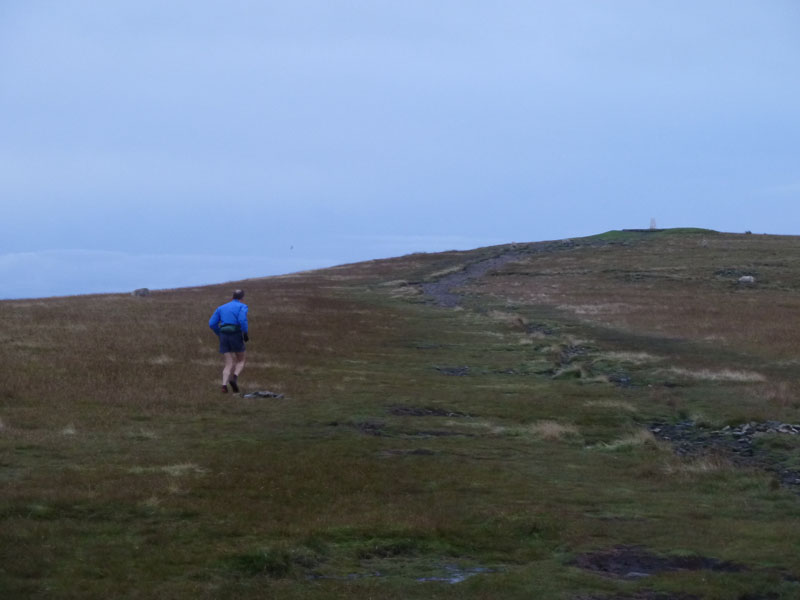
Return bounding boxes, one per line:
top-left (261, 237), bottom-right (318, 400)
top-left (243, 332), bottom-right (249, 342)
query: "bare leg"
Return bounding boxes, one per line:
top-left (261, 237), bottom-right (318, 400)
top-left (233, 351), bottom-right (246, 377)
top-left (222, 352), bottom-right (235, 385)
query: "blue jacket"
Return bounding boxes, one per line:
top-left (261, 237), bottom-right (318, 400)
top-left (209, 299), bottom-right (248, 335)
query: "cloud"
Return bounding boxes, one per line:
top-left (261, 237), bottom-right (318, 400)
top-left (759, 183), bottom-right (800, 196)
top-left (0, 250), bottom-right (336, 300)
top-left (2, 0), bottom-right (799, 272)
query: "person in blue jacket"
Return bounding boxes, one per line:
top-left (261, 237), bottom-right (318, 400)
top-left (209, 289), bottom-right (249, 393)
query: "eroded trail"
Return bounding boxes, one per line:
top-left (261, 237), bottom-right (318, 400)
top-left (420, 239), bottom-right (588, 307)
top-left (421, 252), bottom-right (526, 307)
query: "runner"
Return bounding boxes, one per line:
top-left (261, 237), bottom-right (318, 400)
top-left (208, 289), bottom-right (249, 393)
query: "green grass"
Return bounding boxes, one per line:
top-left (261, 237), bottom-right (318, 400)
top-left (2, 232), bottom-right (800, 598)
top-left (587, 227), bottom-right (718, 241)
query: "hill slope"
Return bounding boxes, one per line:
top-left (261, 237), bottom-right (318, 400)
top-left (2, 229), bottom-right (800, 599)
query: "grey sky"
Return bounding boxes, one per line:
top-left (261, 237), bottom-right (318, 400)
top-left (2, 1), bottom-right (799, 298)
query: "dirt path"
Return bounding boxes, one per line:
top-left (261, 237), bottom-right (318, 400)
top-left (420, 252), bottom-right (526, 307)
top-left (419, 241), bottom-right (800, 499)
top-left (420, 239), bottom-right (589, 307)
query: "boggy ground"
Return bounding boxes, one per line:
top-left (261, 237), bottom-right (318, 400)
top-left (2, 229), bottom-right (800, 599)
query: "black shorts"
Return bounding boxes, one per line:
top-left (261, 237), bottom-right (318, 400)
top-left (219, 331), bottom-right (246, 354)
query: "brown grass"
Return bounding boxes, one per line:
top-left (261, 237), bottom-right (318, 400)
top-left (477, 232), bottom-right (800, 359)
top-left (662, 367), bottom-right (766, 382)
top-left (592, 429), bottom-right (659, 451)
top-left (524, 420), bottom-right (580, 440)
top-left (663, 453), bottom-right (736, 475)
top-left (583, 399), bottom-right (637, 412)
top-left (3, 232), bottom-right (800, 598)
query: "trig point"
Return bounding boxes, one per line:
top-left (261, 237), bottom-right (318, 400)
top-left (650, 218), bottom-right (657, 230)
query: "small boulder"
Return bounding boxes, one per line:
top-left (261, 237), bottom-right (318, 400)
top-left (241, 390), bottom-right (284, 399)
top-left (132, 288), bottom-right (151, 297)
top-left (737, 275), bottom-right (756, 285)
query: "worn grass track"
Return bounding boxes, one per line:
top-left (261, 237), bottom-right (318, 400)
top-left (2, 230), bottom-right (800, 599)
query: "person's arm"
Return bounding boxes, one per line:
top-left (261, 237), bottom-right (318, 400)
top-left (239, 305), bottom-right (249, 334)
top-left (209, 308), bottom-right (221, 334)
top-left (240, 305), bottom-right (249, 341)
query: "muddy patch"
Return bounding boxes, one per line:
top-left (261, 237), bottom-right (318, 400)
top-left (435, 365), bottom-right (470, 376)
top-left (560, 344), bottom-right (591, 363)
top-left (406, 429), bottom-right (470, 438)
top-left (414, 342), bottom-right (444, 350)
top-left (416, 564), bottom-right (500, 583)
top-left (527, 322), bottom-right (556, 336)
top-left (608, 372), bottom-right (633, 387)
top-left (571, 545), bottom-right (744, 580)
top-left (346, 421), bottom-right (388, 436)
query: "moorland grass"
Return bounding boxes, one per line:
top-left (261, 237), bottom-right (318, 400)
top-left (2, 231), bottom-right (800, 598)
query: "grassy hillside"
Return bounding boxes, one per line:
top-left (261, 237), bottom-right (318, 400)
top-left (2, 230), bottom-right (800, 599)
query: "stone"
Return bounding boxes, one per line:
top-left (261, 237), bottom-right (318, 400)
top-left (435, 366), bottom-right (470, 376)
top-left (241, 390), bottom-right (284, 399)
top-left (132, 288), bottom-right (151, 297)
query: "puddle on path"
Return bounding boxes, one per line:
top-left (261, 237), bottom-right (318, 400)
top-left (415, 564), bottom-right (499, 583)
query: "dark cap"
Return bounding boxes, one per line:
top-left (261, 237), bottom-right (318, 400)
top-left (233, 289), bottom-right (245, 300)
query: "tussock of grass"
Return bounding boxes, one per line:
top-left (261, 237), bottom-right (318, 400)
top-left (664, 453), bottom-right (735, 475)
top-left (664, 367), bottom-right (766, 382)
top-left (557, 302), bottom-right (632, 316)
top-left (227, 547), bottom-right (297, 578)
top-left (524, 420), bottom-right (580, 440)
top-left (141, 496), bottom-right (162, 509)
top-left (129, 463), bottom-right (208, 476)
top-left (752, 381), bottom-right (800, 412)
top-left (125, 428), bottom-right (158, 440)
top-left (428, 264), bottom-right (467, 279)
top-left (377, 279), bottom-right (410, 288)
top-left (389, 285), bottom-right (421, 298)
top-left (583, 400), bottom-right (637, 412)
top-left (591, 429), bottom-right (658, 451)
top-left (600, 351), bottom-right (663, 364)
top-left (457, 419), bottom-right (580, 440)
top-left (488, 310), bottom-right (526, 327)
